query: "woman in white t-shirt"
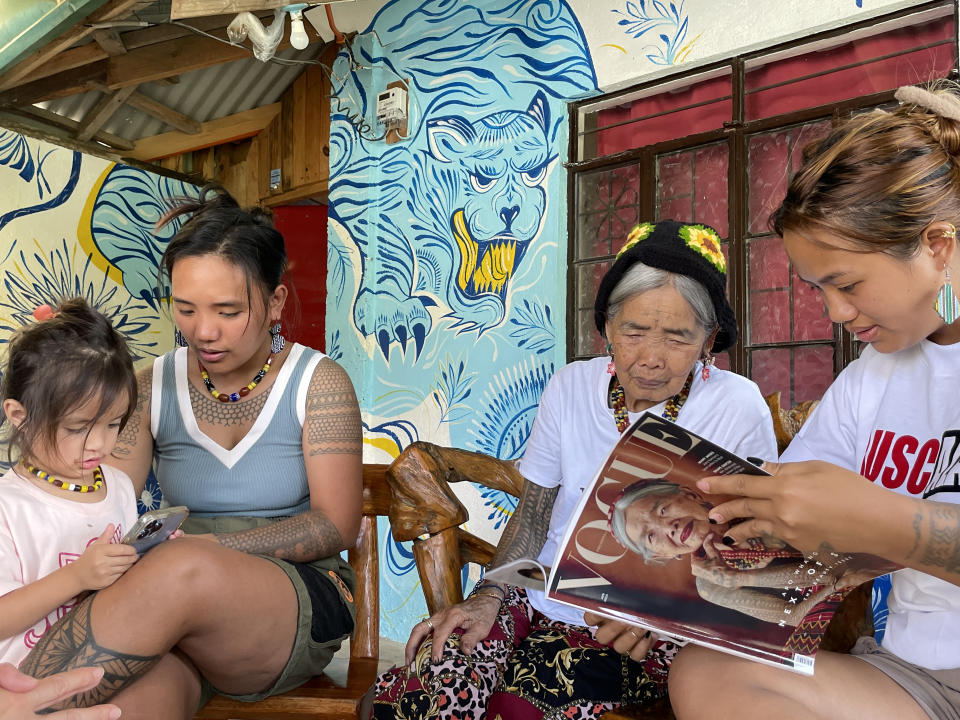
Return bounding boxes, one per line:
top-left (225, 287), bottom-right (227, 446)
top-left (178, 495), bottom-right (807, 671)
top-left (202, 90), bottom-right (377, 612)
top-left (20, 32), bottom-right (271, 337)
top-left (669, 84), bottom-right (960, 720)
top-left (369, 221), bottom-right (777, 719)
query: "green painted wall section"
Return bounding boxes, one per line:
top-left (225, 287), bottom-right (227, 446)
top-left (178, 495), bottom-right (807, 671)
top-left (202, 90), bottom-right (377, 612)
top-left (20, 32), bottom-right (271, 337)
top-left (0, 0), bottom-right (108, 74)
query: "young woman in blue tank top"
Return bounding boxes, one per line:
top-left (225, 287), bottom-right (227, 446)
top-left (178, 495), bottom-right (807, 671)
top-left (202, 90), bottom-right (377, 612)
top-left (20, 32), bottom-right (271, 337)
top-left (18, 186), bottom-right (363, 718)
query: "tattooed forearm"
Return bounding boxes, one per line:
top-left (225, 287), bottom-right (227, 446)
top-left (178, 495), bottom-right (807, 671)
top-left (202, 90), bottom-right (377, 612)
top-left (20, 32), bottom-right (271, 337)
top-left (919, 504), bottom-right (960, 574)
top-left (488, 481), bottom-right (560, 568)
top-left (907, 511), bottom-right (923, 560)
top-left (19, 596), bottom-right (159, 708)
top-left (114, 369), bottom-right (152, 456)
top-left (304, 358), bottom-right (362, 456)
top-left (215, 509), bottom-right (346, 561)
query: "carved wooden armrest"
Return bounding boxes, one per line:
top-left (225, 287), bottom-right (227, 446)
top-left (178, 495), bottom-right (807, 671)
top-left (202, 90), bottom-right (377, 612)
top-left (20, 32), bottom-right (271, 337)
top-left (386, 441), bottom-right (522, 614)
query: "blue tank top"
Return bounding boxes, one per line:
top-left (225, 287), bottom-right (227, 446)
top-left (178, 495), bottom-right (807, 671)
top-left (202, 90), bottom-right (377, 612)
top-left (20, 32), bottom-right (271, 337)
top-left (151, 344), bottom-right (324, 518)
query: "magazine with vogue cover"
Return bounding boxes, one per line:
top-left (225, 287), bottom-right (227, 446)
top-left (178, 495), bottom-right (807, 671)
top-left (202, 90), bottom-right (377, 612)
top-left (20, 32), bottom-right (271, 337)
top-left (486, 412), bottom-right (896, 675)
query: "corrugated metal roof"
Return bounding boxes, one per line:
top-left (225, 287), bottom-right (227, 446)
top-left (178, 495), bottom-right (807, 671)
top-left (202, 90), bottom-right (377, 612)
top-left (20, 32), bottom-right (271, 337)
top-left (40, 36), bottom-right (324, 141)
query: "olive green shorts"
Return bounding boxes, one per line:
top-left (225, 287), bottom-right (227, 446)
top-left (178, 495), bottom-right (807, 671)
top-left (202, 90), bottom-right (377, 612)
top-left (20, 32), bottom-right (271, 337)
top-left (183, 516), bottom-right (356, 707)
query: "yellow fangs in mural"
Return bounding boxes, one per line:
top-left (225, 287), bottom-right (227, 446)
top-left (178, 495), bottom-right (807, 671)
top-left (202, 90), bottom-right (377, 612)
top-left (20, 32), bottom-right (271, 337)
top-left (453, 209), bottom-right (517, 295)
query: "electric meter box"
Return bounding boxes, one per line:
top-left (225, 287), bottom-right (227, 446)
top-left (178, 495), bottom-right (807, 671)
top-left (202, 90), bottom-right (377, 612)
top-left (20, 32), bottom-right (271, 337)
top-left (376, 86), bottom-right (407, 124)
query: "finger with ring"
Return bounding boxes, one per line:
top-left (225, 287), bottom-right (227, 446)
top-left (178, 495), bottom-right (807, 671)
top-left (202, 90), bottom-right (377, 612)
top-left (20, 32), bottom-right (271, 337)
top-left (424, 618), bottom-right (434, 631)
top-left (627, 629), bottom-right (640, 639)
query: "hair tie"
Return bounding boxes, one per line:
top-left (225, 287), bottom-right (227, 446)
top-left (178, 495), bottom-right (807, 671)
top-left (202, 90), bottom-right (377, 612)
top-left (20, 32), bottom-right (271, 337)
top-left (32, 304), bottom-right (56, 321)
top-left (895, 85), bottom-right (960, 123)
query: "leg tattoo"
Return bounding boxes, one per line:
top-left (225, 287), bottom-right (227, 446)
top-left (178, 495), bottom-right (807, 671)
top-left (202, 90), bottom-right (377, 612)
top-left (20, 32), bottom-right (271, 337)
top-left (20, 595), bottom-right (160, 708)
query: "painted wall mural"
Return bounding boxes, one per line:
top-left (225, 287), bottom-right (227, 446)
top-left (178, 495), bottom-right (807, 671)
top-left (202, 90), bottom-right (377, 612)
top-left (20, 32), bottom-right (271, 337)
top-left (0, 132), bottom-right (196, 512)
top-left (326, 0), bottom-right (596, 638)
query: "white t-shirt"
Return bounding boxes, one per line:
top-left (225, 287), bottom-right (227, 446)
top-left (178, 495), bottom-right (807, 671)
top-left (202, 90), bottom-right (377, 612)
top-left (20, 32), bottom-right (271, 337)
top-left (781, 340), bottom-right (960, 669)
top-left (0, 465), bottom-right (138, 667)
top-left (516, 356), bottom-right (779, 625)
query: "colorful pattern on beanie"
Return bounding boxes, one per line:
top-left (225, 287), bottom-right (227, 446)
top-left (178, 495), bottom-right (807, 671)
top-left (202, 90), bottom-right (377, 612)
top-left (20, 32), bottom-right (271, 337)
top-left (679, 224), bottom-right (726, 274)
top-left (617, 222), bottom-right (655, 258)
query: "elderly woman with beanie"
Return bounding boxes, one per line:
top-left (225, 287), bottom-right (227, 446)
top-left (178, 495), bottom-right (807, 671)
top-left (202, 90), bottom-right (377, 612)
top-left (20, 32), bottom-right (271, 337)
top-left (369, 221), bottom-right (777, 719)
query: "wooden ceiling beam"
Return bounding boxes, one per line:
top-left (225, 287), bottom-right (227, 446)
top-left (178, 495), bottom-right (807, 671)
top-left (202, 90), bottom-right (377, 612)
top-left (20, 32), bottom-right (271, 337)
top-left (1, 104), bottom-right (134, 151)
top-left (0, 61), bottom-right (108, 107)
top-left (0, 11), bottom-right (275, 92)
top-left (92, 28), bottom-right (128, 56)
top-left (124, 91), bottom-right (201, 134)
top-left (0, 0), bottom-right (143, 91)
top-left (127, 102), bottom-right (280, 160)
top-left (76, 85), bottom-right (138, 142)
top-left (0, 23), bottom-right (321, 105)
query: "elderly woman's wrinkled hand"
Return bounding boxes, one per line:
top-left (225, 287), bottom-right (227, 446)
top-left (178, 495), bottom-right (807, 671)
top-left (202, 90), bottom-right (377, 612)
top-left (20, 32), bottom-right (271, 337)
top-left (689, 533), bottom-right (741, 588)
top-left (584, 612), bottom-right (656, 662)
top-left (405, 593), bottom-right (503, 666)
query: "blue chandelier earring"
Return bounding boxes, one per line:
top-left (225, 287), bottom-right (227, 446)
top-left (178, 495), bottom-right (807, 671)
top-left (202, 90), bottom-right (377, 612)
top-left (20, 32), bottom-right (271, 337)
top-left (174, 328), bottom-right (188, 347)
top-left (270, 322), bottom-right (285, 353)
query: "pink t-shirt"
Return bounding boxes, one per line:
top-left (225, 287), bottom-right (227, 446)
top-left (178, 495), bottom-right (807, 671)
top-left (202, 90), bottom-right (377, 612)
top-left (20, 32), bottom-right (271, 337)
top-left (0, 465), bottom-right (138, 666)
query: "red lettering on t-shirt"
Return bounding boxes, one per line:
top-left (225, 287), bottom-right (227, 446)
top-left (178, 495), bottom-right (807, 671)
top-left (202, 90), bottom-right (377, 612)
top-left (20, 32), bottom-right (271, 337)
top-left (907, 439), bottom-right (940, 495)
top-left (860, 429), bottom-right (939, 496)
top-left (881, 435), bottom-right (918, 489)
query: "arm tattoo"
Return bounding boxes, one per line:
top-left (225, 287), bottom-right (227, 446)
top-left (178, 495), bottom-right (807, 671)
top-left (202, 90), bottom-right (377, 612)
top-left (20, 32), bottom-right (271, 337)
top-left (19, 596), bottom-right (159, 708)
top-left (189, 379), bottom-right (270, 426)
top-left (215, 509), bottom-right (346, 561)
top-left (114, 369), bottom-right (152, 457)
top-left (304, 358), bottom-right (362, 457)
top-left (907, 511), bottom-right (923, 560)
top-left (489, 481), bottom-right (560, 567)
top-left (919, 504), bottom-right (960, 573)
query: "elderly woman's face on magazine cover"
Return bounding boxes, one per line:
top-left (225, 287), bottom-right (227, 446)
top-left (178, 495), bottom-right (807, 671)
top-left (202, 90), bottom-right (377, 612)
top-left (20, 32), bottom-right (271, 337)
top-left (624, 487), bottom-right (715, 560)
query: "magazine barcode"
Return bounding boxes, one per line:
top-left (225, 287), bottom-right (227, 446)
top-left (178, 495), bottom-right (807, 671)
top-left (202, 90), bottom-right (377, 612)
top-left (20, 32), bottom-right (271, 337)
top-left (792, 654), bottom-right (815, 671)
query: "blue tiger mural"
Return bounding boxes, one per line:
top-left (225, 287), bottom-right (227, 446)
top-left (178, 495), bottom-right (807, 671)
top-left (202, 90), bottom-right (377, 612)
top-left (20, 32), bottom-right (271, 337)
top-left (329, 0), bottom-right (596, 360)
top-left (326, 0), bottom-right (596, 641)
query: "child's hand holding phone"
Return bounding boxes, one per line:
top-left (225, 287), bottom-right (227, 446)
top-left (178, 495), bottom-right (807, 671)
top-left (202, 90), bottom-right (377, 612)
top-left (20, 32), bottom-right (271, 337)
top-left (121, 506), bottom-right (189, 555)
top-left (71, 524), bottom-right (139, 591)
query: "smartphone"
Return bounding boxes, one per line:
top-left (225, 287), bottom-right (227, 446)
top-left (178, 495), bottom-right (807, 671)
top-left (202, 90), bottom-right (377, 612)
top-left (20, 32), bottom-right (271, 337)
top-left (121, 506), bottom-right (189, 554)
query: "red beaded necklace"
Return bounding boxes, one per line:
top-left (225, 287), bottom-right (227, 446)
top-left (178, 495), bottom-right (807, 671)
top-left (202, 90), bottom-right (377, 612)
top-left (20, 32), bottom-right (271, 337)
top-left (609, 371), bottom-right (694, 433)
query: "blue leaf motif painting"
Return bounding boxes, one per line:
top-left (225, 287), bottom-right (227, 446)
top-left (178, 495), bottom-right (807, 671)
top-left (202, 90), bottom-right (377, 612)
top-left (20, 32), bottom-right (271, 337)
top-left (0, 131), bottom-right (81, 232)
top-left (613, 0), bottom-right (696, 65)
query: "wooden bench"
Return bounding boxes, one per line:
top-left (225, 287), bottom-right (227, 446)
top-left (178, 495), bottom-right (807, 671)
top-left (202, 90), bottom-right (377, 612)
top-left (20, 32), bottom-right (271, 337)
top-left (196, 391), bottom-right (872, 720)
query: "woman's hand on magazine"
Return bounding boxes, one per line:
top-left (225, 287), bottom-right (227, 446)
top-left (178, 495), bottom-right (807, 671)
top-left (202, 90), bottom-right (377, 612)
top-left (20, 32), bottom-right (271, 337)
top-left (696, 460), bottom-right (887, 555)
top-left (584, 612), bottom-right (656, 662)
top-left (405, 594), bottom-right (502, 665)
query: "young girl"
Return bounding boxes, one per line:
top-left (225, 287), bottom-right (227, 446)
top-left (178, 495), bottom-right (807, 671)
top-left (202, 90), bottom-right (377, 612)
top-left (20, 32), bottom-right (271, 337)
top-left (669, 83), bottom-right (960, 720)
top-left (0, 298), bottom-right (140, 668)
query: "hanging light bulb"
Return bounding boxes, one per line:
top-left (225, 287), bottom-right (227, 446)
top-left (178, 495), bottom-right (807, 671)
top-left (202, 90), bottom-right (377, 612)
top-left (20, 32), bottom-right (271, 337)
top-left (287, 7), bottom-right (309, 50)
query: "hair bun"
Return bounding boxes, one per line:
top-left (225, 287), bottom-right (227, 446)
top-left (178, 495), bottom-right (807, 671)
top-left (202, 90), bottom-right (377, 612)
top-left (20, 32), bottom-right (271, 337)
top-left (896, 84), bottom-right (960, 156)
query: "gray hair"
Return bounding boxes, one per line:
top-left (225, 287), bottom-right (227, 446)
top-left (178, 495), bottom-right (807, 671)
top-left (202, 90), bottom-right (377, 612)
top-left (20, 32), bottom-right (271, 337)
top-left (604, 262), bottom-right (716, 339)
top-left (609, 480), bottom-right (684, 565)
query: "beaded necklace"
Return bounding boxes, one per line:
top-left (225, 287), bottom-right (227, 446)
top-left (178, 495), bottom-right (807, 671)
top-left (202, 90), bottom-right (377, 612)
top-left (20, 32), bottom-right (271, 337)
top-left (609, 370), bottom-right (694, 432)
top-left (198, 352), bottom-right (274, 403)
top-left (25, 463), bottom-right (103, 493)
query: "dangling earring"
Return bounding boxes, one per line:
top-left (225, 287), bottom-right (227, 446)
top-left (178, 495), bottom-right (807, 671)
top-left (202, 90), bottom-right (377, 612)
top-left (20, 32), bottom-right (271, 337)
top-left (605, 342), bottom-right (616, 376)
top-left (701, 353), bottom-right (715, 382)
top-left (936, 266), bottom-right (960, 324)
top-left (174, 328), bottom-right (188, 347)
top-left (270, 322), bottom-right (286, 353)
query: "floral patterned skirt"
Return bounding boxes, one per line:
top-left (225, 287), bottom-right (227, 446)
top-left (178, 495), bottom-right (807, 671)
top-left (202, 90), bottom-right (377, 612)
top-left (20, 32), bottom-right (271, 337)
top-left (371, 587), bottom-right (676, 720)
